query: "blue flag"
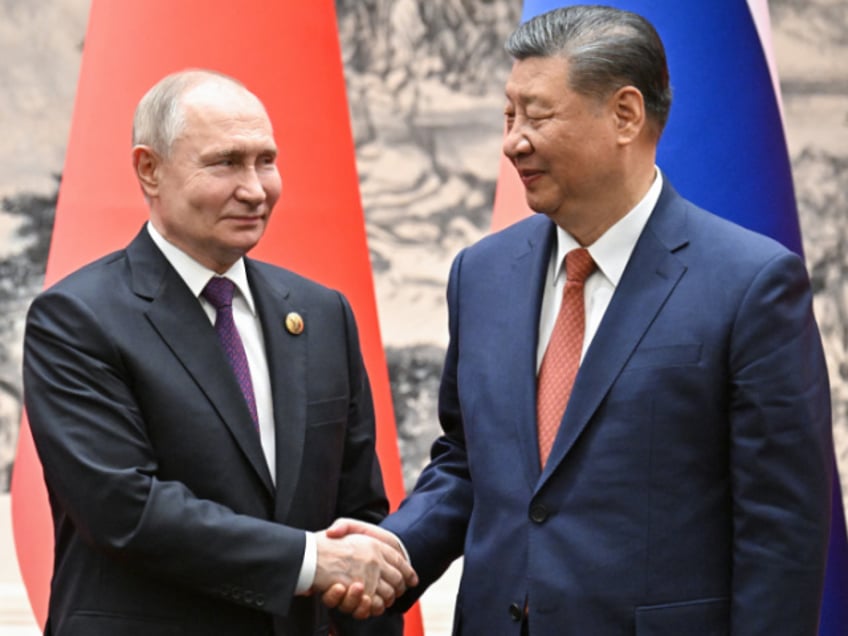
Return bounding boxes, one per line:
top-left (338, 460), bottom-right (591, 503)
top-left (520, 2), bottom-right (848, 633)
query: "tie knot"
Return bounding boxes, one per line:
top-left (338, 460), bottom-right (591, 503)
top-left (565, 248), bottom-right (595, 284)
top-left (202, 277), bottom-right (236, 309)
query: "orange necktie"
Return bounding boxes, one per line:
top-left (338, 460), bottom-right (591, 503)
top-left (536, 247), bottom-right (596, 467)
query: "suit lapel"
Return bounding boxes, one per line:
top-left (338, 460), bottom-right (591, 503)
top-left (126, 230), bottom-right (275, 496)
top-left (246, 262), bottom-right (307, 521)
top-left (537, 184), bottom-right (690, 489)
top-left (502, 218), bottom-right (557, 487)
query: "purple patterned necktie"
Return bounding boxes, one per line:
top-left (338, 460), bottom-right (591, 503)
top-left (202, 277), bottom-right (259, 430)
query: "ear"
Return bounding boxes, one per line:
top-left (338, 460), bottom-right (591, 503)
top-left (611, 86), bottom-right (647, 145)
top-left (132, 145), bottom-right (161, 198)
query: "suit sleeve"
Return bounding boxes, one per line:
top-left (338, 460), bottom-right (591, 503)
top-left (23, 287), bottom-right (305, 617)
top-left (728, 251), bottom-right (833, 635)
top-left (381, 249), bottom-right (474, 608)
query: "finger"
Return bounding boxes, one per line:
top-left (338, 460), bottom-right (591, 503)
top-left (351, 595), bottom-right (374, 620)
top-left (375, 579), bottom-right (396, 607)
top-left (368, 593), bottom-right (386, 617)
top-left (325, 518), bottom-right (351, 539)
top-left (321, 583), bottom-right (347, 609)
top-left (395, 556), bottom-right (419, 588)
top-left (374, 559), bottom-right (402, 591)
top-left (337, 582), bottom-right (367, 615)
top-left (328, 519), bottom-right (390, 543)
top-left (377, 546), bottom-right (417, 590)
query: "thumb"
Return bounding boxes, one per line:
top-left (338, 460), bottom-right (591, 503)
top-left (325, 517), bottom-right (355, 538)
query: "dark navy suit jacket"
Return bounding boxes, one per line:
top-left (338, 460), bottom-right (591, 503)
top-left (384, 180), bottom-right (833, 635)
top-left (24, 227), bottom-right (401, 636)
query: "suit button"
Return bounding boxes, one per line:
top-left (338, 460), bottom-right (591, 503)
top-left (529, 503), bottom-right (548, 523)
top-left (509, 602), bottom-right (523, 622)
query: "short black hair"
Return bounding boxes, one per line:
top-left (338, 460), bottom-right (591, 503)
top-left (506, 5), bottom-right (672, 133)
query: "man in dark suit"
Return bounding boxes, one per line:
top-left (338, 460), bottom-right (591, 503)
top-left (325, 5), bottom-right (834, 634)
top-left (23, 69), bottom-right (416, 636)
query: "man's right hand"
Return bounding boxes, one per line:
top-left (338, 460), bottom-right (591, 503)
top-left (312, 531), bottom-right (417, 619)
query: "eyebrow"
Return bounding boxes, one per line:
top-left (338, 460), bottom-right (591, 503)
top-left (203, 146), bottom-right (277, 162)
top-left (504, 87), bottom-right (545, 105)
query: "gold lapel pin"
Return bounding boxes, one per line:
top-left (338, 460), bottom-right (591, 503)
top-left (285, 312), bottom-right (304, 335)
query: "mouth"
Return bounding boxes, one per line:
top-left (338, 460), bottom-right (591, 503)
top-left (516, 167), bottom-right (543, 187)
top-left (225, 213), bottom-right (266, 224)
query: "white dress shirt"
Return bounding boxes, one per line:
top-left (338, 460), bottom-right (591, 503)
top-left (146, 222), bottom-right (316, 594)
top-left (536, 169), bottom-right (663, 371)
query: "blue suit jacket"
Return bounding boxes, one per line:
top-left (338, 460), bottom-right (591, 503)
top-left (384, 180), bottom-right (833, 635)
top-left (24, 227), bottom-right (400, 636)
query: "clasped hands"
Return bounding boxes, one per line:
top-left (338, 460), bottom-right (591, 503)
top-left (311, 519), bottom-right (418, 619)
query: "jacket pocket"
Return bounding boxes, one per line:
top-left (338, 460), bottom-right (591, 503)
top-left (626, 343), bottom-right (702, 371)
top-left (635, 597), bottom-right (728, 635)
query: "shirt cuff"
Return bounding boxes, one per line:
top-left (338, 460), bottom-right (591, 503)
top-left (295, 531), bottom-right (317, 595)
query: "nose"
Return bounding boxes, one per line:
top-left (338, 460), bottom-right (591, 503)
top-left (502, 125), bottom-right (532, 161)
top-left (235, 168), bottom-right (267, 206)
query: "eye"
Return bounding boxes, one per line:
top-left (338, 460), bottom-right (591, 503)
top-left (210, 155), bottom-right (236, 168)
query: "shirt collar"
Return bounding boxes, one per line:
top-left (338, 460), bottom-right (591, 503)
top-left (146, 221), bottom-right (257, 315)
top-left (554, 168), bottom-right (663, 287)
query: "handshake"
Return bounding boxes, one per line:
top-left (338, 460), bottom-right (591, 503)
top-left (310, 519), bottom-right (419, 619)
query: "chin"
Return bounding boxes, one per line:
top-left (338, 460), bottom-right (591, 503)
top-left (222, 233), bottom-right (262, 256)
top-left (236, 238), bottom-right (263, 255)
top-left (524, 196), bottom-right (554, 217)
top-left (235, 223), bottom-right (266, 240)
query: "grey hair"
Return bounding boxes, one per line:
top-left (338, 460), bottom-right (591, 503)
top-left (131, 69), bottom-right (246, 156)
top-left (505, 5), bottom-right (672, 134)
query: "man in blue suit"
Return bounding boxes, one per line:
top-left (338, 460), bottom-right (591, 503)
top-left (326, 5), bottom-right (833, 634)
top-left (23, 70), bottom-right (416, 635)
